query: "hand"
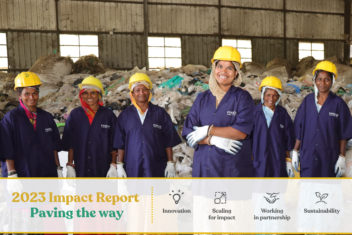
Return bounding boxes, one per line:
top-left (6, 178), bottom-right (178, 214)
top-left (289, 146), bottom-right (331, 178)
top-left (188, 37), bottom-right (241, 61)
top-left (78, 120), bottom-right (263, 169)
top-left (66, 165), bottom-right (76, 177)
top-left (186, 126), bottom-right (209, 148)
top-left (210, 135), bottom-right (242, 155)
top-left (286, 161), bottom-right (295, 177)
top-left (106, 164), bottom-right (118, 178)
top-left (7, 173), bottom-right (23, 194)
top-left (117, 164), bottom-right (127, 177)
top-left (57, 168), bottom-right (63, 177)
top-left (165, 162), bottom-right (175, 177)
top-left (335, 155), bottom-right (345, 177)
top-left (291, 150), bottom-right (300, 172)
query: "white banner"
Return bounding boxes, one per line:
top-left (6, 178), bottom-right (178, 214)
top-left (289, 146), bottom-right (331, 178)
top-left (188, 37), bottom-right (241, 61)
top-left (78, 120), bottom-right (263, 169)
top-left (0, 178), bottom-right (351, 233)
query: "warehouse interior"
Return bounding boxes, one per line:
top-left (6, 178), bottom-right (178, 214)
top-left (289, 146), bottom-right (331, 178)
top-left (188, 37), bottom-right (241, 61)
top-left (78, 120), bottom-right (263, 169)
top-left (0, 0), bottom-right (351, 72)
top-left (1, 0), bottom-right (352, 179)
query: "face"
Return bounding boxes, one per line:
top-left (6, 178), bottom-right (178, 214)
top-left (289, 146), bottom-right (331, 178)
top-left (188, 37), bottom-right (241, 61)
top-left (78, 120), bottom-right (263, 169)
top-left (263, 88), bottom-right (279, 109)
top-left (315, 71), bottom-right (332, 93)
top-left (19, 87), bottom-right (39, 108)
top-left (132, 84), bottom-right (150, 103)
top-left (214, 61), bottom-right (238, 87)
top-left (81, 89), bottom-right (100, 106)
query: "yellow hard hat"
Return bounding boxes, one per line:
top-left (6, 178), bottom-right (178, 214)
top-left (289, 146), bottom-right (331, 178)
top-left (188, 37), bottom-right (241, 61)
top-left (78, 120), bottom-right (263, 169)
top-left (211, 46), bottom-right (242, 68)
top-left (129, 73), bottom-right (153, 90)
top-left (312, 61), bottom-right (337, 79)
top-left (259, 76), bottom-right (283, 92)
top-left (14, 72), bottom-right (42, 90)
top-left (78, 76), bottom-right (105, 94)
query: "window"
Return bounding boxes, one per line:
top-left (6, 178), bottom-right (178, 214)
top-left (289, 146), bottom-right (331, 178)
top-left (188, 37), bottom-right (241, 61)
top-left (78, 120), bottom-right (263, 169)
top-left (0, 33), bottom-right (8, 70)
top-left (60, 34), bottom-right (99, 62)
top-left (148, 37), bottom-right (182, 70)
top-left (222, 39), bottom-right (252, 62)
top-left (299, 42), bottom-right (324, 60)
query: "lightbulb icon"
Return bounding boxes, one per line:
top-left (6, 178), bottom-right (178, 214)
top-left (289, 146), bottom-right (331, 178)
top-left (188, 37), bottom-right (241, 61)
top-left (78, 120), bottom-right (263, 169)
top-left (169, 190), bottom-right (184, 204)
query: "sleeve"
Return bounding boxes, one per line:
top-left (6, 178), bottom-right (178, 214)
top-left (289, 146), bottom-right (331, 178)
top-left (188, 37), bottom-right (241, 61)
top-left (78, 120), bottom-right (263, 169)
top-left (230, 91), bottom-right (255, 136)
top-left (61, 112), bottom-right (74, 151)
top-left (0, 113), bottom-right (15, 161)
top-left (108, 112), bottom-right (118, 152)
top-left (51, 116), bottom-right (62, 151)
top-left (162, 109), bottom-right (182, 148)
top-left (284, 109), bottom-right (295, 151)
top-left (113, 112), bottom-right (126, 150)
top-left (181, 94), bottom-right (202, 141)
top-left (338, 100), bottom-right (352, 140)
top-left (294, 99), bottom-right (305, 141)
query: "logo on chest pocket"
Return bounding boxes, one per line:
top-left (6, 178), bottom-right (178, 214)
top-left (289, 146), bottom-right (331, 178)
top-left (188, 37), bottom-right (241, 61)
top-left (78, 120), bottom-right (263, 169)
top-left (329, 112), bottom-right (339, 118)
top-left (280, 124), bottom-right (284, 129)
top-left (227, 111), bottom-right (237, 116)
top-left (45, 128), bottom-right (52, 132)
top-left (101, 124), bottom-right (110, 129)
top-left (153, 124), bottom-right (162, 129)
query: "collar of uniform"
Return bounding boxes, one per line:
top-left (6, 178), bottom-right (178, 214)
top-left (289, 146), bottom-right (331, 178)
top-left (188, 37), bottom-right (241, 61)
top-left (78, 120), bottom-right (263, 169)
top-left (227, 85), bottom-right (238, 93)
top-left (17, 104), bottom-right (42, 116)
top-left (308, 91), bottom-right (333, 100)
top-left (131, 102), bottom-right (155, 112)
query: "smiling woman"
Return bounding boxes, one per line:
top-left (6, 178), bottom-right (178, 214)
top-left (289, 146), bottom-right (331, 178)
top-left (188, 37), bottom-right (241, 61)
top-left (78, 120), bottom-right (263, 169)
top-left (0, 72), bottom-right (62, 180)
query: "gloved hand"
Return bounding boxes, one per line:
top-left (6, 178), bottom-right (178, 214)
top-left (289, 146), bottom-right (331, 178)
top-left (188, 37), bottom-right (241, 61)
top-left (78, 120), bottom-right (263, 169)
top-left (57, 167), bottom-right (63, 177)
top-left (106, 164), bottom-right (118, 177)
top-left (210, 136), bottom-right (242, 155)
top-left (286, 160), bottom-right (295, 177)
top-left (117, 163), bottom-right (127, 177)
top-left (335, 155), bottom-right (345, 177)
top-left (291, 150), bottom-right (300, 172)
top-left (7, 173), bottom-right (23, 194)
top-left (165, 162), bottom-right (175, 177)
top-left (186, 126), bottom-right (209, 148)
top-left (347, 139), bottom-right (352, 150)
top-left (66, 165), bottom-right (76, 177)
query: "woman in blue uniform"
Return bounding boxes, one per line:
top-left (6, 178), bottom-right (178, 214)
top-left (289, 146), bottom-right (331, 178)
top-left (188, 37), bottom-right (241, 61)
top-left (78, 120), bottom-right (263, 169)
top-left (251, 76), bottom-right (295, 177)
top-left (113, 73), bottom-right (182, 177)
top-left (293, 61), bottom-right (352, 177)
top-left (182, 46), bottom-right (255, 177)
top-left (0, 72), bottom-right (62, 188)
top-left (62, 76), bottom-right (117, 177)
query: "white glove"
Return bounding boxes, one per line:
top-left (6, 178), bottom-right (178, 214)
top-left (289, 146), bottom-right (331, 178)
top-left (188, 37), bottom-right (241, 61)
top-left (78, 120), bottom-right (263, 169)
top-left (106, 164), bottom-right (118, 178)
top-left (66, 165), bottom-right (76, 177)
top-left (291, 150), bottom-right (300, 172)
top-left (286, 161), bottom-right (295, 177)
top-left (347, 139), bottom-right (352, 150)
top-left (7, 173), bottom-right (23, 194)
top-left (165, 162), bottom-right (175, 177)
top-left (117, 163), bottom-right (127, 177)
top-left (57, 168), bottom-right (63, 177)
top-left (210, 136), bottom-right (242, 155)
top-left (186, 126), bottom-right (209, 148)
top-left (335, 155), bottom-right (345, 177)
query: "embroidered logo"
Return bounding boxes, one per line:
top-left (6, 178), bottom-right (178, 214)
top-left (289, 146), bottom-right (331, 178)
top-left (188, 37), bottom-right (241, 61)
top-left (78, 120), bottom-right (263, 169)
top-left (101, 124), bottom-right (110, 129)
top-left (45, 128), bottom-right (52, 132)
top-left (153, 124), bottom-right (162, 129)
top-left (280, 124), bottom-right (284, 129)
top-left (329, 112), bottom-right (339, 118)
top-left (227, 111), bottom-right (237, 116)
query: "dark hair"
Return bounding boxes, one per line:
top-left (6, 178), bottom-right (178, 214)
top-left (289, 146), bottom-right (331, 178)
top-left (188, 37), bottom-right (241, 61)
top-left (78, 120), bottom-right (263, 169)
top-left (16, 86), bottom-right (40, 96)
top-left (315, 70), bottom-right (334, 81)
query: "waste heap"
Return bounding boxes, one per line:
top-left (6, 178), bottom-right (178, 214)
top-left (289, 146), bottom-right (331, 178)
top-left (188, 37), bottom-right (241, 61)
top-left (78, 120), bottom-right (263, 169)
top-left (1, 54), bottom-right (352, 177)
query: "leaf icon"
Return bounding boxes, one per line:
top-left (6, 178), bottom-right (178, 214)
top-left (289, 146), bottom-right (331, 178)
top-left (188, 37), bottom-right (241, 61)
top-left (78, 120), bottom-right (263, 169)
top-left (321, 194), bottom-right (328, 199)
top-left (315, 192), bottom-right (321, 198)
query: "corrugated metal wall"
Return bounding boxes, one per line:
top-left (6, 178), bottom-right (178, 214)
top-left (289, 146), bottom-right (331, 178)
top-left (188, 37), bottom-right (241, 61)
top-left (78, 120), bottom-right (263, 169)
top-left (98, 34), bottom-right (146, 69)
top-left (58, 0), bottom-right (144, 32)
top-left (0, 0), bottom-right (350, 71)
top-left (148, 5), bottom-right (218, 34)
top-left (0, 0), bottom-right (56, 30)
top-left (181, 36), bottom-right (219, 67)
top-left (7, 32), bottom-right (58, 69)
top-left (252, 39), bottom-right (284, 65)
top-left (221, 8), bottom-right (284, 37)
